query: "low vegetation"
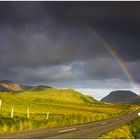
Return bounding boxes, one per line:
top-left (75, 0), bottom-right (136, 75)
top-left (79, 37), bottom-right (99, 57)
top-left (99, 116), bottom-right (140, 139)
top-left (0, 88), bottom-right (139, 133)
top-left (131, 117), bottom-right (140, 138)
top-left (99, 125), bottom-right (134, 139)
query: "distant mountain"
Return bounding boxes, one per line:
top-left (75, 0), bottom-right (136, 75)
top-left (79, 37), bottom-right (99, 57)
top-left (0, 80), bottom-right (52, 93)
top-left (0, 80), bottom-right (24, 92)
top-left (101, 90), bottom-right (140, 104)
top-left (28, 85), bottom-right (52, 91)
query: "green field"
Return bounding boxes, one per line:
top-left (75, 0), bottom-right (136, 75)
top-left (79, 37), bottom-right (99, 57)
top-left (0, 88), bottom-right (139, 133)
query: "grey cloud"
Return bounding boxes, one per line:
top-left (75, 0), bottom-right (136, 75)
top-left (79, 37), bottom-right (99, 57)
top-left (84, 57), bottom-right (126, 80)
top-left (52, 79), bottom-right (132, 89)
top-left (0, 24), bottom-right (107, 68)
top-left (2, 57), bottom-right (128, 85)
top-left (8, 61), bottom-right (86, 83)
top-left (126, 60), bottom-right (140, 83)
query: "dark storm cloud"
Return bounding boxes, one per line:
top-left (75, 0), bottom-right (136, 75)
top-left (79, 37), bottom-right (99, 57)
top-left (0, 2), bottom-right (44, 27)
top-left (0, 1), bottom-right (140, 85)
top-left (0, 25), bottom-right (105, 67)
top-left (43, 1), bottom-right (140, 61)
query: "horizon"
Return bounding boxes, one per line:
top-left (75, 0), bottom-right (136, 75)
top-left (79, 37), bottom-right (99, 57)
top-left (0, 79), bottom-right (140, 101)
top-left (0, 2), bottom-right (140, 100)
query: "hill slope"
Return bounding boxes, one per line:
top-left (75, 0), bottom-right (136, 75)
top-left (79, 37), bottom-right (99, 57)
top-left (28, 85), bottom-right (52, 91)
top-left (101, 90), bottom-right (140, 104)
top-left (0, 80), bottom-right (97, 104)
top-left (20, 88), bottom-right (97, 104)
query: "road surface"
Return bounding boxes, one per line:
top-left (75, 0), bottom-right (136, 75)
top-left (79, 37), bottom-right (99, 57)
top-left (0, 109), bottom-right (139, 139)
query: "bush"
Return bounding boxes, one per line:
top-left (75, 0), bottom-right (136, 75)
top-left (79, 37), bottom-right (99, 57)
top-left (131, 117), bottom-right (140, 138)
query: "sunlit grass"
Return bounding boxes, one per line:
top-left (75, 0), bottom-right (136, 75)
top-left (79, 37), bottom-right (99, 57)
top-left (99, 125), bottom-right (134, 139)
top-left (131, 117), bottom-right (140, 138)
top-left (99, 115), bottom-right (140, 139)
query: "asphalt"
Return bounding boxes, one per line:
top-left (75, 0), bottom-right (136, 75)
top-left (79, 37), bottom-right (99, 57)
top-left (0, 109), bottom-right (139, 139)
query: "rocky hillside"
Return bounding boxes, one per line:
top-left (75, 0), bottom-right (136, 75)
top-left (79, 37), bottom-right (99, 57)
top-left (0, 80), bottom-right (23, 92)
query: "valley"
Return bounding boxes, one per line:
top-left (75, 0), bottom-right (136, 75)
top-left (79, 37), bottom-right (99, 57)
top-left (0, 80), bottom-right (139, 138)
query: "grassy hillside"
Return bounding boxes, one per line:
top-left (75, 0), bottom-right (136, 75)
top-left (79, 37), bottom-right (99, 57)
top-left (131, 117), bottom-right (140, 138)
top-left (99, 125), bottom-right (134, 139)
top-left (99, 116), bottom-right (140, 139)
top-left (0, 88), bottom-right (139, 133)
top-left (20, 88), bottom-right (97, 104)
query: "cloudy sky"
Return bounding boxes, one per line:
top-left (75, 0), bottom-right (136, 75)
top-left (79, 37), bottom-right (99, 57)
top-left (0, 1), bottom-right (140, 100)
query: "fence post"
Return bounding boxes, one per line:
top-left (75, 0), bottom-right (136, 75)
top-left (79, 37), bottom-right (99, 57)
top-left (11, 107), bottom-right (14, 118)
top-left (0, 100), bottom-right (2, 111)
top-left (46, 111), bottom-right (49, 120)
top-left (27, 106), bottom-right (30, 119)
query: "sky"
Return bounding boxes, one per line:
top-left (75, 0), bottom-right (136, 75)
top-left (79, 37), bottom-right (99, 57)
top-left (0, 1), bottom-right (140, 100)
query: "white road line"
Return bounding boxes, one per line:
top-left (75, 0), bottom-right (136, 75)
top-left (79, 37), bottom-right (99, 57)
top-left (59, 128), bottom-right (77, 133)
top-left (101, 122), bottom-right (107, 125)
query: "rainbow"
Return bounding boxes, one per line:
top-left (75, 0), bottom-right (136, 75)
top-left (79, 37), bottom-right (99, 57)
top-left (85, 26), bottom-right (138, 89)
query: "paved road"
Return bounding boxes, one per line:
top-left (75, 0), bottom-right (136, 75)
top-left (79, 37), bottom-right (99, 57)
top-left (0, 109), bottom-right (140, 139)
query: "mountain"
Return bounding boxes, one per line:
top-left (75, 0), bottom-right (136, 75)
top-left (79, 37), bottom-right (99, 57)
top-left (28, 85), bottom-right (52, 91)
top-left (0, 80), bottom-right (98, 104)
top-left (0, 80), bottom-right (24, 92)
top-left (0, 80), bottom-right (52, 93)
top-left (101, 90), bottom-right (140, 104)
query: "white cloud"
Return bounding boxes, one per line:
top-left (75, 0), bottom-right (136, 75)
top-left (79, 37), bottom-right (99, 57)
top-left (75, 88), bottom-right (112, 100)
